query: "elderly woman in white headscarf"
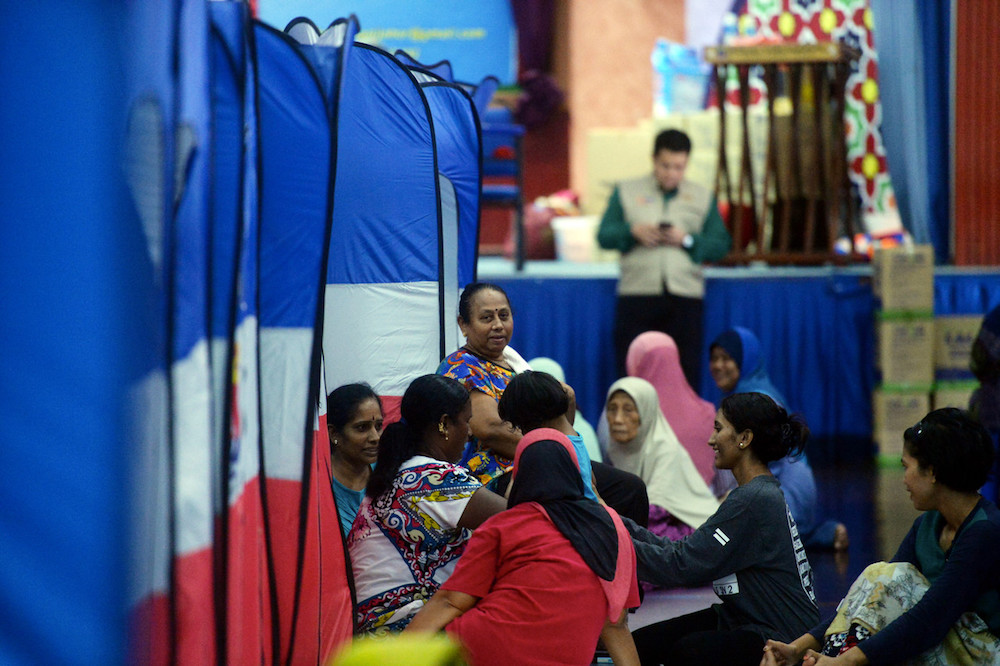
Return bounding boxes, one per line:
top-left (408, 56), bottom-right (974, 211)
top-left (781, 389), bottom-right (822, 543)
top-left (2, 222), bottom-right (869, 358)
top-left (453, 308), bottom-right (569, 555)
top-left (603, 376), bottom-right (719, 540)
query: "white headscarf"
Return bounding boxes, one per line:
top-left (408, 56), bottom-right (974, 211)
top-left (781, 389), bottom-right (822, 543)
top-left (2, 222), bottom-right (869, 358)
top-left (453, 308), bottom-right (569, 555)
top-left (604, 377), bottom-right (719, 528)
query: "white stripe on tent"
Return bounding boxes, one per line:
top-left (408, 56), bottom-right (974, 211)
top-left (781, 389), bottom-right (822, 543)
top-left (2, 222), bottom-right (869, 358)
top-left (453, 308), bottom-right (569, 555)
top-left (323, 282), bottom-right (442, 397)
top-left (127, 369), bottom-right (170, 605)
top-left (439, 174), bottom-right (461, 355)
top-left (172, 339), bottom-right (214, 555)
top-left (317, 356), bottom-right (328, 421)
top-left (228, 315), bottom-right (261, 504)
top-left (210, 336), bottom-right (228, 511)
top-left (259, 326), bottom-right (313, 481)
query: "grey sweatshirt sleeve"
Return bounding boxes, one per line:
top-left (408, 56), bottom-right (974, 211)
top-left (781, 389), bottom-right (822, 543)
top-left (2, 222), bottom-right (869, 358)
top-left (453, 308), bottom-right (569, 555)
top-left (625, 485), bottom-right (762, 588)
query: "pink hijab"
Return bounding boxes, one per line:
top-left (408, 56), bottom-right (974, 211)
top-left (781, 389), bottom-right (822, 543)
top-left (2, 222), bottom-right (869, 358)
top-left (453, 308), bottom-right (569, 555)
top-left (626, 331), bottom-right (716, 485)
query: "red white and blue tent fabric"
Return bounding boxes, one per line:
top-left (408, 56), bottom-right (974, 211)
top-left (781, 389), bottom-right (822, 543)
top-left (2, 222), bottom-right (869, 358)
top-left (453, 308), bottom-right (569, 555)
top-left (122, 0), bottom-right (189, 662)
top-left (2, 4), bottom-right (485, 662)
top-left (170, 1), bottom-right (217, 663)
top-left (212, 2), bottom-right (270, 663)
top-left (253, 16), bottom-right (357, 664)
top-left (421, 82), bottom-right (483, 315)
top-left (322, 43), bottom-right (446, 422)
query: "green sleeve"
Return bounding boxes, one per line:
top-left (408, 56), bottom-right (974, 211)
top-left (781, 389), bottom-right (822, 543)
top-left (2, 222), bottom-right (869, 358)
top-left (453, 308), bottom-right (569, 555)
top-left (596, 186), bottom-right (636, 253)
top-left (687, 196), bottom-right (732, 264)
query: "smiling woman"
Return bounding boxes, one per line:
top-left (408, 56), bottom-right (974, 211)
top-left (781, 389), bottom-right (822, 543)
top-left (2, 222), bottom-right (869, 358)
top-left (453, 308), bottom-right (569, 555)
top-left (625, 392), bottom-right (819, 666)
top-left (437, 282), bottom-right (528, 492)
top-left (328, 383), bottom-right (384, 535)
top-left (708, 326), bottom-right (848, 551)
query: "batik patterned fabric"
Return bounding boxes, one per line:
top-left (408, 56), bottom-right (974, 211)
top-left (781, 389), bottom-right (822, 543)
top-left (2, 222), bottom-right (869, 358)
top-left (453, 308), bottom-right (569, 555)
top-left (348, 455), bottom-right (481, 636)
top-left (823, 561), bottom-right (1000, 664)
top-left (727, 0), bottom-right (896, 217)
top-left (437, 349), bottom-right (516, 486)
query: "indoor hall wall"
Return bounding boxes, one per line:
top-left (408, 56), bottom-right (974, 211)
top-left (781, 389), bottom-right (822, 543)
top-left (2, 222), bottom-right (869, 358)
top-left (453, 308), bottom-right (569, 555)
top-left (953, 0), bottom-right (1000, 266)
top-left (560, 0), bottom-right (686, 208)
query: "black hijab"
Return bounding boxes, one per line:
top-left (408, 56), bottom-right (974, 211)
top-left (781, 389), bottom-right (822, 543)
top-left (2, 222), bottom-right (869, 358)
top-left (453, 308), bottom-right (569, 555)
top-left (508, 437), bottom-right (619, 581)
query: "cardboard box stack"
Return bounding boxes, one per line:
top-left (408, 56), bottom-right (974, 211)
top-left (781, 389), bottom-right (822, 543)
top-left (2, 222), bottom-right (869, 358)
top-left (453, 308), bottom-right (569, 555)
top-left (872, 245), bottom-right (934, 463)
top-left (932, 315), bottom-right (980, 410)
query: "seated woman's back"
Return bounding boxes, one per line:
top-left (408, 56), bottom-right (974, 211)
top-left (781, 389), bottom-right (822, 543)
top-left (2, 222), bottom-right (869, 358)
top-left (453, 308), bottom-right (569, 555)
top-left (349, 375), bottom-right (505, 635)
top-left (409, 429), bottom-right (640, 666)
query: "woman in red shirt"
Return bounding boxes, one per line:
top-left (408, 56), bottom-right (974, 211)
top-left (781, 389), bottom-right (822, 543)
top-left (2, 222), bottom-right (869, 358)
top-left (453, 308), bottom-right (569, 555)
top-left (405, 429), bottom-right (641, 666)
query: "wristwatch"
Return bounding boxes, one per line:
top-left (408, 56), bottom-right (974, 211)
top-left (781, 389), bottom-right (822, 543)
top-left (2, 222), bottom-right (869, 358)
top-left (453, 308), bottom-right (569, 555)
top-left (682, 233), bottom-right (694, 249)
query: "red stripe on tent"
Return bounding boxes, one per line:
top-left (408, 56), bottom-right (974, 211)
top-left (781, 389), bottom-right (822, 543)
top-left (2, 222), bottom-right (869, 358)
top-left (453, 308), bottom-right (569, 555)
top-left (129, 593), bottom-right (169, 666)
top-left (174, 546), bottom-right (216, 664)
top-left (263, 416), bottom-right (352, 664)
top-left (312, 412), bottom-right (353, 659)
top-left (379, 395), bottom-right (402, 425)
top-left (225, 476), bottom-right (271, 664)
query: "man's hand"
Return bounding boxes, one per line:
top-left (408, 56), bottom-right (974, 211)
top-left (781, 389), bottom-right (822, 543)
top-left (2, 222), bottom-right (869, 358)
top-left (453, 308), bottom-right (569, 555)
top-left (630, 224), bottom-right (663, 248)
top-left (661, 224), bottom-right (688, 247)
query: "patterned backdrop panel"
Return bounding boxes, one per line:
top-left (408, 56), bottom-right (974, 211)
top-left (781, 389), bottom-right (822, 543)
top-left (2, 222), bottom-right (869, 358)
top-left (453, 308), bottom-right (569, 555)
top-left (719, 0), bottom-right (896, 218)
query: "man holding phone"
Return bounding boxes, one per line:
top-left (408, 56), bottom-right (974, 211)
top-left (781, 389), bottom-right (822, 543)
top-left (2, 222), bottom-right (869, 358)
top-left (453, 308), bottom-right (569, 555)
top-left (597, 129), bottom-right (731, 389)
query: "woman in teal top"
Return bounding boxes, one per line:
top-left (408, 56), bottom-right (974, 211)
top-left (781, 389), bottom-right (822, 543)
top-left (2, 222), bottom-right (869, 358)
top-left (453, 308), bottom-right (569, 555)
top-left (762, 408), bottom-right (1000, 665)
top-left (327, 383), bottom-right (384, 535)
top-left (496, 370), bottom-right (649, 527)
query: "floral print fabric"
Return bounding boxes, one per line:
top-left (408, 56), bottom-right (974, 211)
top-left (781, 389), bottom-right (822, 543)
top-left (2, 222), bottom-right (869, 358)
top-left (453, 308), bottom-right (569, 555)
top-left (437, 349), bottom-right (516, 487)
top-left (823, 561), bottom-right (1000, 664)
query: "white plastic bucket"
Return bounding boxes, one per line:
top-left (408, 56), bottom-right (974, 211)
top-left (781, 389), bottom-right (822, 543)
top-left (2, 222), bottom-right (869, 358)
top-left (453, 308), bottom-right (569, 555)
top-left (551, 215), bottom-right (599, 262)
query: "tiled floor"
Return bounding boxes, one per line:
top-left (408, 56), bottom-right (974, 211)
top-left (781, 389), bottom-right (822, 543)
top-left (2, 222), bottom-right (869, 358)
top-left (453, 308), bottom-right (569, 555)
top-left (629, 460), bottom-right (921, 630)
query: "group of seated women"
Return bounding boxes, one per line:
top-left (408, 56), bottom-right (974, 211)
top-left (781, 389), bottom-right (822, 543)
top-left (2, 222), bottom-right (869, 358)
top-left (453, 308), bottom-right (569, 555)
top-left (327, 281), bottom-right (1000, 665)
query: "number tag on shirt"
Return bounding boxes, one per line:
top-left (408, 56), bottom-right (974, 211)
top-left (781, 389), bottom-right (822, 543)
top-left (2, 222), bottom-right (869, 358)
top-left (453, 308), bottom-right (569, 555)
top-left (712, 573), bottom-right (739, 596)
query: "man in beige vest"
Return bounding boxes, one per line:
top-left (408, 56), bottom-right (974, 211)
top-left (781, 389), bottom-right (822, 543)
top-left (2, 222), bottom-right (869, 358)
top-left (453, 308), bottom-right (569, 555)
top-left (597, 129), bottom-right (731, 390)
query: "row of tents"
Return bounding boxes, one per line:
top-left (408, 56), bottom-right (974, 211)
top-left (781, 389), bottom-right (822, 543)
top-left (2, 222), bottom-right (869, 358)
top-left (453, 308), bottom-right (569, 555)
top-left (124, 1), bottom-right (497, 663)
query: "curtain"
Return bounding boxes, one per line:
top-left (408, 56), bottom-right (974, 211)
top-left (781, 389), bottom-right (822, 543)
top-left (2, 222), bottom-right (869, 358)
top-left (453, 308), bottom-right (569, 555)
top-left (870, 0), bottom-right (951, 263)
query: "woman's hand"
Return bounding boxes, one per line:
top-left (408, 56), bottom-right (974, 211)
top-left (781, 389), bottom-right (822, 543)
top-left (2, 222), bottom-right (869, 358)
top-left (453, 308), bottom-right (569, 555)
top-left (404, 590), bottom-right (478, 634)
top-left (468, 390), bottom-right (521, 459)
top-left (560, 381), bottom-right (577, 425)
top-left (760, 635), bottom-right (820, 666)
top-left (760, 639), bottom-right (799, 666)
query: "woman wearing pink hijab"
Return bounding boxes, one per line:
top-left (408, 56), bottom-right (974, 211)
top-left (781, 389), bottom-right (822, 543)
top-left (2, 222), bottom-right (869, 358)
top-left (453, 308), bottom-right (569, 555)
top-left (626, 331), bottom-right (717, 486)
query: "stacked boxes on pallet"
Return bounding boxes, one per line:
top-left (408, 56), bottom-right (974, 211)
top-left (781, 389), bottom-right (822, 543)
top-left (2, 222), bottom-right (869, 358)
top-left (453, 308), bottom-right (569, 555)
top-left (872, 245), bottom-right (934, 462)
top-left (932, 315), bottom-right (981, 409)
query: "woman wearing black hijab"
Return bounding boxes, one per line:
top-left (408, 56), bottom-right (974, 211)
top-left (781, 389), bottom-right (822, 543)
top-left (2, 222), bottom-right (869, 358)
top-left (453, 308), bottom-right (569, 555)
top-left (406, 429), bottom-right (641, 666)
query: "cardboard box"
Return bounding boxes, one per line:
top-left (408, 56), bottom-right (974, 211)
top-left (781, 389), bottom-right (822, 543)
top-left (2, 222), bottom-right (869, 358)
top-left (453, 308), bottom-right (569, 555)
top-left (873, 245), bottom-right (934, 312)
top-left (876, 315), bottom-right (935, 387)
top-left (873, 387), bottom-right (931, 460)
top-left (934, 315), bottom-right (981, 380)
top-left (932, 381), bottom-right (978, 411)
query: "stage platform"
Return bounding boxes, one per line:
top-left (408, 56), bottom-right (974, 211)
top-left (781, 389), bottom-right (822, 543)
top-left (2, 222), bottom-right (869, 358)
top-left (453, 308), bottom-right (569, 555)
top-left (478, 257), bottom-right (1000, 464)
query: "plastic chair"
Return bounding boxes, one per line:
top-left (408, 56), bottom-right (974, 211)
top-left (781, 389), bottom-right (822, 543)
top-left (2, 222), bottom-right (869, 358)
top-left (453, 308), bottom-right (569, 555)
top-left (480, 106), bottom-right (526, 268)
